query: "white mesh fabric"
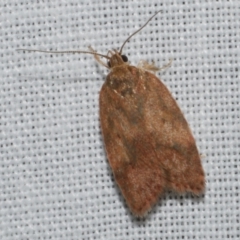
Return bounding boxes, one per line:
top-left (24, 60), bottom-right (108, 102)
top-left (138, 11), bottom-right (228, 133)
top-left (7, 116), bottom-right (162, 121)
top-left (1, 0), bottom-right (239, 239)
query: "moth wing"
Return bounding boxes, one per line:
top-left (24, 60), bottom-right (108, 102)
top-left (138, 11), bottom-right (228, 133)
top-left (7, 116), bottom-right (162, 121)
top-left (100, 66), bottom-right (205, 216)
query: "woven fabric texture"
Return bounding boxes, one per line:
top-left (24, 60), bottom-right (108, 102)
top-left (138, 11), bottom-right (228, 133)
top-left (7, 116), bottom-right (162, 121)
top-left (1, 0), bottom-right (239, 239)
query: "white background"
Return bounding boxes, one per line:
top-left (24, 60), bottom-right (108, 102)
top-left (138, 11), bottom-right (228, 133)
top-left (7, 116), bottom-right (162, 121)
top-left (1, 0), bottom-right (239, 239)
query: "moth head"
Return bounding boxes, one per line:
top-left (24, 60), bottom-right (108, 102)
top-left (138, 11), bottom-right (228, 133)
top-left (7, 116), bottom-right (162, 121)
top-left (107, 50), bottom-right (128, 68)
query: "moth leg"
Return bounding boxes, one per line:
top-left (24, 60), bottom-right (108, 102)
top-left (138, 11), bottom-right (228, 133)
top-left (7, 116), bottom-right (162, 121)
top-left (137, 60), bottom-right (160, 73)
top-left (137, 59), bottom-right (172, 73)
top-left (88, 46), bottom-right (109, 68)
top-left (158, 58), bottom-right (173, 72)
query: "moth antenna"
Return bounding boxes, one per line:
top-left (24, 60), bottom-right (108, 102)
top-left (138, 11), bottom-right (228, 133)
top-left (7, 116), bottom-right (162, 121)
top-left (16, 49), bottom-right (110, 60)
top-left (119, 10), bottom-right (162, 54)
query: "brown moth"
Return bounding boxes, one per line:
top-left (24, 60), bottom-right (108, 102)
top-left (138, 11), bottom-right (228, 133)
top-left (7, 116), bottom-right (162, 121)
top-left (99, 12), bottom-right (205, 216)
top-left (17, 11), bottom-right (205, 217)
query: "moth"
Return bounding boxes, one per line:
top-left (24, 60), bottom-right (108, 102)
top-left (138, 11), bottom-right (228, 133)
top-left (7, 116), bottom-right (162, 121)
top-left (17, 11), bottom-right (205, 217)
